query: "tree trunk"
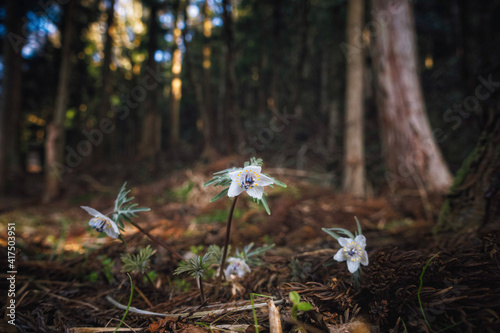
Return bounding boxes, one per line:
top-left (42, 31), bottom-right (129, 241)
top-left (43, 0), bottom-right (76, 203)
top-left (96, 0), bottom-right (115, 159)
top-left (222, 0), bottom-right (243, 153)
top-left (139, 2), bottom-right (161, 158)
top-left (291, 0), bottom-right (310, 120)
top-left (436, 109), bottom-right (500, 233)
top-left (201, 0), bottom-right (217, 157)
top-left (0, 0), bottom-right (24, 195)
top-left (169, 3), bottom-right (182, 154)
top-left (371, 0), bottom-right (452, 194)
top-left (183, 0), bottom-right (217, 159)
top-left (269, 0), bottom-right (282, 111)
top-left (343, 0), bottom-right (367, 198)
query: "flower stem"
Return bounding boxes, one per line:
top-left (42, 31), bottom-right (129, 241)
top-left (214, 196), bottom-right (239, 300)
top-left (198, 276), bottom-right (206, 303)
top-left (127, 220), bottom-right (184, 260)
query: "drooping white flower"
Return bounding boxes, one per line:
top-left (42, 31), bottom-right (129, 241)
top-left (333, 235), bottom-right (368, 273)
top-left (225, 257), bottom-right (251, 280)
top-left (227, 166), bottom-right (274, 199)
top-left (81, 206), bottom-right (120, 239)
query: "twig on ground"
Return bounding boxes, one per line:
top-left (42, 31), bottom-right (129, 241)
top-left (106, 295), bottom-right (283, 319)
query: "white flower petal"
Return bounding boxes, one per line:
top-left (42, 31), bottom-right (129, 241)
top-left (228, 169), bottom-right (242, 181)
top-left (81, 206), bottom-right (104, 218)
top-left (246, 186), bottom-right (264, 199)
top-left (224, 258), bottom-right (251, 280)
top-left (228, 180), bottom-right (245, 197)
top-left (258, 174), bottom-right (274, 186)
top-left (110, 219), bottom-right (120, 234)
top-left (354, 235), bottom-right (366, 247)
top-left (347, 260), bottom-right (360, 273)
top-left (105, 226), bottom-right (120, 239)
top-left (360, 252), bottom-right (369, 266)
top-left (334, 248), bottom-right (346, 262)
top-left (245, 165), bottom-right (262, 174)
top-left (338, 237), bottom-right (350, 247)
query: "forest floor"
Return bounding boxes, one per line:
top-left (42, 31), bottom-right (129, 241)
top-left (0, 157), bottom-right (499, 332)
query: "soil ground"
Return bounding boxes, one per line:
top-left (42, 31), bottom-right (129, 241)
top-left (1, 158), bottom-right (499, 332)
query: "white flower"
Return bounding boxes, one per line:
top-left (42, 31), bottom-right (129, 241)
top-left (333, 235), bottom-right (368, 273)
top-left (228, 165), bottom-right (274, 199)
top-left (81, 206), bottom-right (120, 239)
top-left (225, 257), bottom-right (251, 280)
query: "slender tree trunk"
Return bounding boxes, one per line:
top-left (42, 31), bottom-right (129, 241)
top-left (371, 0), bottom-right (452, 194)
top-left (139, 2), bottom-right (161, 158)
top-left (0, 0), bottom-right (24, 195)
top-left (343, 0), bottom-right (367, 197)
top-left (222, 0), bottom-right (243, 153)
top-left (327, 45), bottom-right (342, 155)
top-left (269, 0), bottom-right (282, 111)
top-left (320, 47), bottom-right (330, 116)
top-left (291, 0), bottom-right (310, 120)
top-left (169, 3), bottom-right (182, 154)
top-left (43, 0), bottom-right (76, 203)
top-left (183, 0), bottom-right (217, 159)
top-left (96, 0), bottom-right (115, 159)
top-left (201, 0), bottom-right (217, 158)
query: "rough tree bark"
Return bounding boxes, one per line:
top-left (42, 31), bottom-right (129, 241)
top-left (0, 0), bottom-right (24, 195)
top-left (343, 0), bottom-right (367, 198)
top-left (43, 0), bottom-right (76, 203)
top-left (371, 0), bottom-right (452, 194)
top-left (436, 109), bottom-right (500, 232)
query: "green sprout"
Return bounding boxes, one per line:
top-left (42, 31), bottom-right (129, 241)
top-left (174, 253), bottom-right (213, 303)
top-left (120, 245), bottom-right (156, 275)
top-left (289, 291), bottom-right (312, 321)
top-left (234, 242), bottom-right (275, 267)
top-left (121, 245), bottom-right (157, 301)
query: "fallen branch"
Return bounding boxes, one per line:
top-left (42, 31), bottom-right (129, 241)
top-left (106, 295), bottom-right (283, 319)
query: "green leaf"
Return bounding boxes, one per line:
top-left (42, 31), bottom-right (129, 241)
top-left (355, 216), bottom-right (363, 236)
top-left (113, 182), bottom-right (150, 227)
top-left (297, 302), bottom-right (312, 311)
top-left (289, 291), bottom-right (300, 304)
top-left (321, 228), bottom-right (340, 240)
top-left (272, 178), bottom-right (287, 188)
top-left (260, 196), bottom-right (271, 215)
top-left (210, 188), bottom-right (229, 202)
top-left (213, 167), bottom-right (238, 175)
top-left (203, 178), bottom-right (222, 187)
top-left (322, 227), bottom-right (354, 240)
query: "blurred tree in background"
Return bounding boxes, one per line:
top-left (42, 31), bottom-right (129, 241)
top-left (0, 0), bottom-right (498, 212)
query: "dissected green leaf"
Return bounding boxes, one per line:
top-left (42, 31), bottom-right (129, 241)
top-left (210, 188), bottom-right (229, 202)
